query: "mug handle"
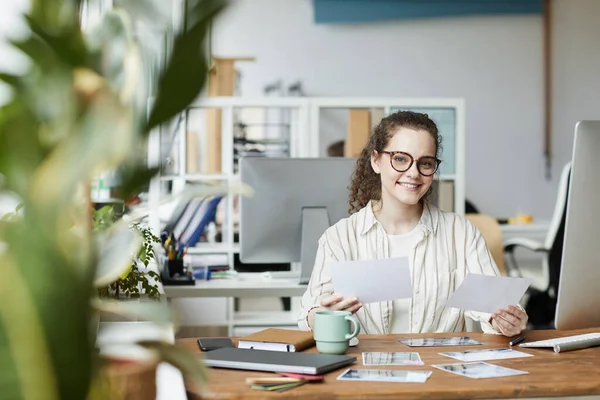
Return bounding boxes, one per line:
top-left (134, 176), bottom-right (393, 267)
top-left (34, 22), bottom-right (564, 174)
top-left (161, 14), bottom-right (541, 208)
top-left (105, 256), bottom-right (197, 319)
top-left (344, 315), bottom-right (361, 340)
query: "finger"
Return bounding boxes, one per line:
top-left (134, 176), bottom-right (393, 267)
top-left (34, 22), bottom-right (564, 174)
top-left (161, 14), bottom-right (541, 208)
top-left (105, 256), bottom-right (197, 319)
top-left (347, 302), bottom-right (363, 314)
top-left (335, 297), bottom-right (359, 310)
top-left (321, 294), bottom-right (343, 307)
top-left (506, 306), bottom-right (528, 327)
top-left (506, 305), bottom-right (527, 320)
top-left (492, 315), bottom-right (517, 336)
top-left (495, 309), bottom-right (520, 327)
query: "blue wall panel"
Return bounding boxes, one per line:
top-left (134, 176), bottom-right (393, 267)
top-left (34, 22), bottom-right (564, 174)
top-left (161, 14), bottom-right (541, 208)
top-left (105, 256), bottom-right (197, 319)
top-left (314, 0), bottom-right (543, 24)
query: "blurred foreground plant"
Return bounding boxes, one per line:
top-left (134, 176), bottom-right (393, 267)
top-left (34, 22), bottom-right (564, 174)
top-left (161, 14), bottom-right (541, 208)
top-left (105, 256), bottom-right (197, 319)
top-left (0, 0), bottom-right (231, 398)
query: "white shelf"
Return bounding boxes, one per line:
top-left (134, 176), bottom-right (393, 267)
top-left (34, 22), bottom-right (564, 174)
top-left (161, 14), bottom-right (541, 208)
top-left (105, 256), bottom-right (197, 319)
top-left (187, 243), bottom-right (239, 254)
top-left (159, 174), bottom-right (230, 181)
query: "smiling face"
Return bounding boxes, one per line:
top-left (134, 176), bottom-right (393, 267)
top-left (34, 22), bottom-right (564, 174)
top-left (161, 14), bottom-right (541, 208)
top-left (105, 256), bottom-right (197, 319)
top-left (370, 127), bottom-right (437, 208)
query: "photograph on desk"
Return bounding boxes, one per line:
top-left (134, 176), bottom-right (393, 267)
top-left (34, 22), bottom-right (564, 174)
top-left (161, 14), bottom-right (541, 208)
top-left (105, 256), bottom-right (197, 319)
top-left (337, 368), bottom-right (433, 383)
top-left (433, 361), bottom-right (528, 379)
top-left (439, 347), bottom-right (533, 362)
top-left (362, 352), bottom-right (424, 366)
top-left (399, 336), bottom-right (482, 347)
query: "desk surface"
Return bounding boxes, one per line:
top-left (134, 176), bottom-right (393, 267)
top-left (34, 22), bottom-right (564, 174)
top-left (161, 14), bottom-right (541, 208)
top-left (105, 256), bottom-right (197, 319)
top-left (179, 328), bottom-right (600, 399)
top-left (164, 272), bottom-right (307, 298)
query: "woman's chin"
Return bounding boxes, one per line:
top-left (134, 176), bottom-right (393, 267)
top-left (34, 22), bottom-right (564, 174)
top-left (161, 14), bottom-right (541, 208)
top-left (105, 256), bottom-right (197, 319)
top-left (394, 193), bottom-right (423, 206)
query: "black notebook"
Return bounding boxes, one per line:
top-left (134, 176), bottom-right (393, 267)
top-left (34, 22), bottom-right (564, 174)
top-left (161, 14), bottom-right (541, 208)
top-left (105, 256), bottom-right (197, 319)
top-left (202, 347), bottom-right (356, 375)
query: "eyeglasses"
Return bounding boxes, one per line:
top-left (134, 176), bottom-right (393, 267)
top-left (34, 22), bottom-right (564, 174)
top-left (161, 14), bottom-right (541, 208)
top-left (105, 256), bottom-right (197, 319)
top-left (381, 151), bottom-right (441, 176)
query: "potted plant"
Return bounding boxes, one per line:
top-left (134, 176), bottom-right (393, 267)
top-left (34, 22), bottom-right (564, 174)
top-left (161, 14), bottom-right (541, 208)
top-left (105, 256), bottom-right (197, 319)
top-left (94, 205), bottom-right (161, 300)
top-left (0, 0), bottom-right (247, 398)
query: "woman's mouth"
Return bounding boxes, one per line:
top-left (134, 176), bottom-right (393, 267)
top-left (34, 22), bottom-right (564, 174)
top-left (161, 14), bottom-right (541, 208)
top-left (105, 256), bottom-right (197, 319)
top-left (397, 182), bottom-right (421, 191)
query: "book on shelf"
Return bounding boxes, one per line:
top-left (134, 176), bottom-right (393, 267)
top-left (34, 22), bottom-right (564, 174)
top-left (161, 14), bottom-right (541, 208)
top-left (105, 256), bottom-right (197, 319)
top-left (237, 328), bottom-right (315, 352)
top-left (166, 195), bottom-right (223, 248)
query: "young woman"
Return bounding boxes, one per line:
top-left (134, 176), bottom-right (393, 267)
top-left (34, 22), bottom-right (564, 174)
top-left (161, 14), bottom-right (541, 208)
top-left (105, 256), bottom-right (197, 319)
top-left (298, 111), bottom-right (528, 336)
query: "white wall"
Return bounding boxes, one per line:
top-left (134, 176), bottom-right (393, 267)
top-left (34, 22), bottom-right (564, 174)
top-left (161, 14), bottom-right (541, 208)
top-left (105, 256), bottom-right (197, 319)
top-left (212, 0), bottom-right (600, 219)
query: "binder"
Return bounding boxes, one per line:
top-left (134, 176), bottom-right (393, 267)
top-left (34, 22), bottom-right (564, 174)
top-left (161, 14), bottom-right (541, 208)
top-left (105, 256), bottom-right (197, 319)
top-left (237, 328), bottom-right (316, 352)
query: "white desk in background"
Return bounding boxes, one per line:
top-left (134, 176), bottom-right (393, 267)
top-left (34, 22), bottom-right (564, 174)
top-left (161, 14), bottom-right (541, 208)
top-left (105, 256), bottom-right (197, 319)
top-left (500, 221), bottom-right (551, 243)
top-left (163, 273), bottom-right (308, 336)
top-left (163, 272), bottom-right (308, 298)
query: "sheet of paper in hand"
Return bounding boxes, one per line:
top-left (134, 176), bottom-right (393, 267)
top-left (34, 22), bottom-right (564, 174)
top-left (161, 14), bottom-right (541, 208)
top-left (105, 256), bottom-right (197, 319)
top-left (439, 348), bottom-right (533, 362)
top-left (362, 352), bottom-right (424, 366)
top-left (399, 336), bottom-right (482, 347)
top-left (433, 361), bottom-right (528, 379)
top-left (330, 257), bottom-right (412, 304)
top-left (445, 273), bottom-right (531, 314)
top-left (337, 368), bottom-right (432, 383)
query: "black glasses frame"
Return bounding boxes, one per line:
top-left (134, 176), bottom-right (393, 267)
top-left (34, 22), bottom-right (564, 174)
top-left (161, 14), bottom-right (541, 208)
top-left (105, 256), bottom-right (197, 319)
top-left (381, 151), bottom-right (441, 177)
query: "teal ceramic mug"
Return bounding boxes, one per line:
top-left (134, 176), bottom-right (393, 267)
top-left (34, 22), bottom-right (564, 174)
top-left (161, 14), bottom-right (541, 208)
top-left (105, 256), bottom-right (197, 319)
top-left (313, 310), bottom-right (360, 355)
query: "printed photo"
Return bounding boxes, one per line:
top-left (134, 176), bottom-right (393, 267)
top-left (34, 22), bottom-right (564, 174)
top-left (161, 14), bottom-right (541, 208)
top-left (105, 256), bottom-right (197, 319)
top-left (362, 352), bottom-right (424, 366)
top-left (433, 361), bottom-right (529, 379)
top-left (439, 348), bottom-right (533, 362)
top-left (337, 368), bottom-right (432, 383)
top-left (399, 336), bottom-right (482, 347)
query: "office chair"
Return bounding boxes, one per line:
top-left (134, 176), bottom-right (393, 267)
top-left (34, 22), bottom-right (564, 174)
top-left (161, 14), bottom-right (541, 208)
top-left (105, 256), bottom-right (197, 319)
top-left (503, 163), bottom-right (571, 328)
top-left (503, 162), bottom-right (571, 293)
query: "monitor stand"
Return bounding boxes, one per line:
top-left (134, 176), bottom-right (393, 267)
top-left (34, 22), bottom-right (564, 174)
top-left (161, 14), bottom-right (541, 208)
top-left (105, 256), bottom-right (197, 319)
top-left (299, 207), bottom-right (331, 284)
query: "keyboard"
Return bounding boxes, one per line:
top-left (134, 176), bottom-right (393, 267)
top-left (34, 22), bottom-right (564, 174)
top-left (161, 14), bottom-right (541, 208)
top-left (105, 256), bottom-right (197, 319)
top-left (519, 332), bottom-right (600, 353)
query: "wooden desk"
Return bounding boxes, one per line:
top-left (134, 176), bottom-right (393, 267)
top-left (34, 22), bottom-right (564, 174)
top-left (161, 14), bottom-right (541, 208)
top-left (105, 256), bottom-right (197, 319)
top-left (179, 328), bottom-right (600, 399)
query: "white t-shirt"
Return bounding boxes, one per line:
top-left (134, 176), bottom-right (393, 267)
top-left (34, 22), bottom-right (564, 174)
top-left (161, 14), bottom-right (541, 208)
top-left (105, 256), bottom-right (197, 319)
top-left (388, 226), bottom-right (421, 333)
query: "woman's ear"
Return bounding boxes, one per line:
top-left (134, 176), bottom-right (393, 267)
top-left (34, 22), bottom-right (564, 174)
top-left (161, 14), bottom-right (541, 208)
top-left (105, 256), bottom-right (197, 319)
top-left (371, 150), bottom-right (381, 174)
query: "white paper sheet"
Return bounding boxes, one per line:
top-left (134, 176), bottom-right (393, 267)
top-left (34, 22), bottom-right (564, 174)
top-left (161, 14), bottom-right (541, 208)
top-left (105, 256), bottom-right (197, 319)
top-left (337, 368), bottom-right (432, 383)
top-left (329, 257), bottom-right (412, 304)
top-left (445, 273), bottom-right (531, 314)
top-left (433, 361), bottom-right (528, 379)
top-left (439, 348), bottom-right (533, 362)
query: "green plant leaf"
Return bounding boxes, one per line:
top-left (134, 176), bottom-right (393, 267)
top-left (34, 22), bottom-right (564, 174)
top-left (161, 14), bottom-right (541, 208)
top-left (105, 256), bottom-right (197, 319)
top-left (91, 299), bottom-right (172, 325)
top-left (84, 9), bottom-right (143, 104)
top-left (2, 208), bottom-right (94, 400)
top-left (10, 36), bottom-right (59, 70)
top-left (138, 340), bottom-right (208, 388)
top-left (25, 15), bottom-right (89, 68)
top-left (0, 73), bottom-right (22, 88)
top-left (94, 220), bottom-right (142, 287)
top-left (0, 252), bottom-right (61, 400)
top-left (145, 0), bottom-right (227, 132)
top-left (29, 0), bottom-right (83, 35)
top-left (111, 165), bottom-right (160, 202)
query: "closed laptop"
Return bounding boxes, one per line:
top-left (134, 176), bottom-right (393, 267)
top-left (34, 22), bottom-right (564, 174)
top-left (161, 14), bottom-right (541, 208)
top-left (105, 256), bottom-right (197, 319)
top-left (202, 347), bottom-right (356, 375)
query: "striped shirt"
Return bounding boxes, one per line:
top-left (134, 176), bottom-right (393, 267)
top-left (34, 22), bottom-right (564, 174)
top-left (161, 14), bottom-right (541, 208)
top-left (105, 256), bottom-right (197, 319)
top-left (297, 201), bottom-right (500, 334)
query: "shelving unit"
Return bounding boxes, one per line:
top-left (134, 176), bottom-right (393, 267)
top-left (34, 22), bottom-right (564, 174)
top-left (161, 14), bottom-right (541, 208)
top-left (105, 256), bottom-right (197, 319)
top-left (148, 96), bottom-right (466, 335)
top-left (310, 97), bottom-right (466, 215)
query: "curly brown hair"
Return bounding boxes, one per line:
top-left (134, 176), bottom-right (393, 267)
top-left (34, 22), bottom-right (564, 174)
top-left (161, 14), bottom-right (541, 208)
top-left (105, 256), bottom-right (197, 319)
top-left (348, 111), bottom-right (442, 214)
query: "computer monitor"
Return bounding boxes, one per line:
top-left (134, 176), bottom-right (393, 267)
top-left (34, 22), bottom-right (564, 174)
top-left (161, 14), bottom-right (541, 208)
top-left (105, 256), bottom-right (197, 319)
top-left (239, 157), bottom-right (356, 284)
top-left (555, 121), bottom-right (600, 330)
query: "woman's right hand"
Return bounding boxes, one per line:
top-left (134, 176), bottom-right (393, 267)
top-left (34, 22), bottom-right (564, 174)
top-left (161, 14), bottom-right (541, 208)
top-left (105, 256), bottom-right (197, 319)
top-left (320, 294), bottom-right (363, 314)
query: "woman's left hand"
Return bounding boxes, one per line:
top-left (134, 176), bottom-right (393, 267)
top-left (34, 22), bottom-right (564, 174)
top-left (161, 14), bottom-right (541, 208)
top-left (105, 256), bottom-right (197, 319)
top-left (490, 305), bottom-right (528, 337)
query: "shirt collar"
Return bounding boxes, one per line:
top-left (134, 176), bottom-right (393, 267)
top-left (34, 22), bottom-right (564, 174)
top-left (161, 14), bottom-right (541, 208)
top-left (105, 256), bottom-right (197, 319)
top-left (359, 200), bottom-right (439, 236)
